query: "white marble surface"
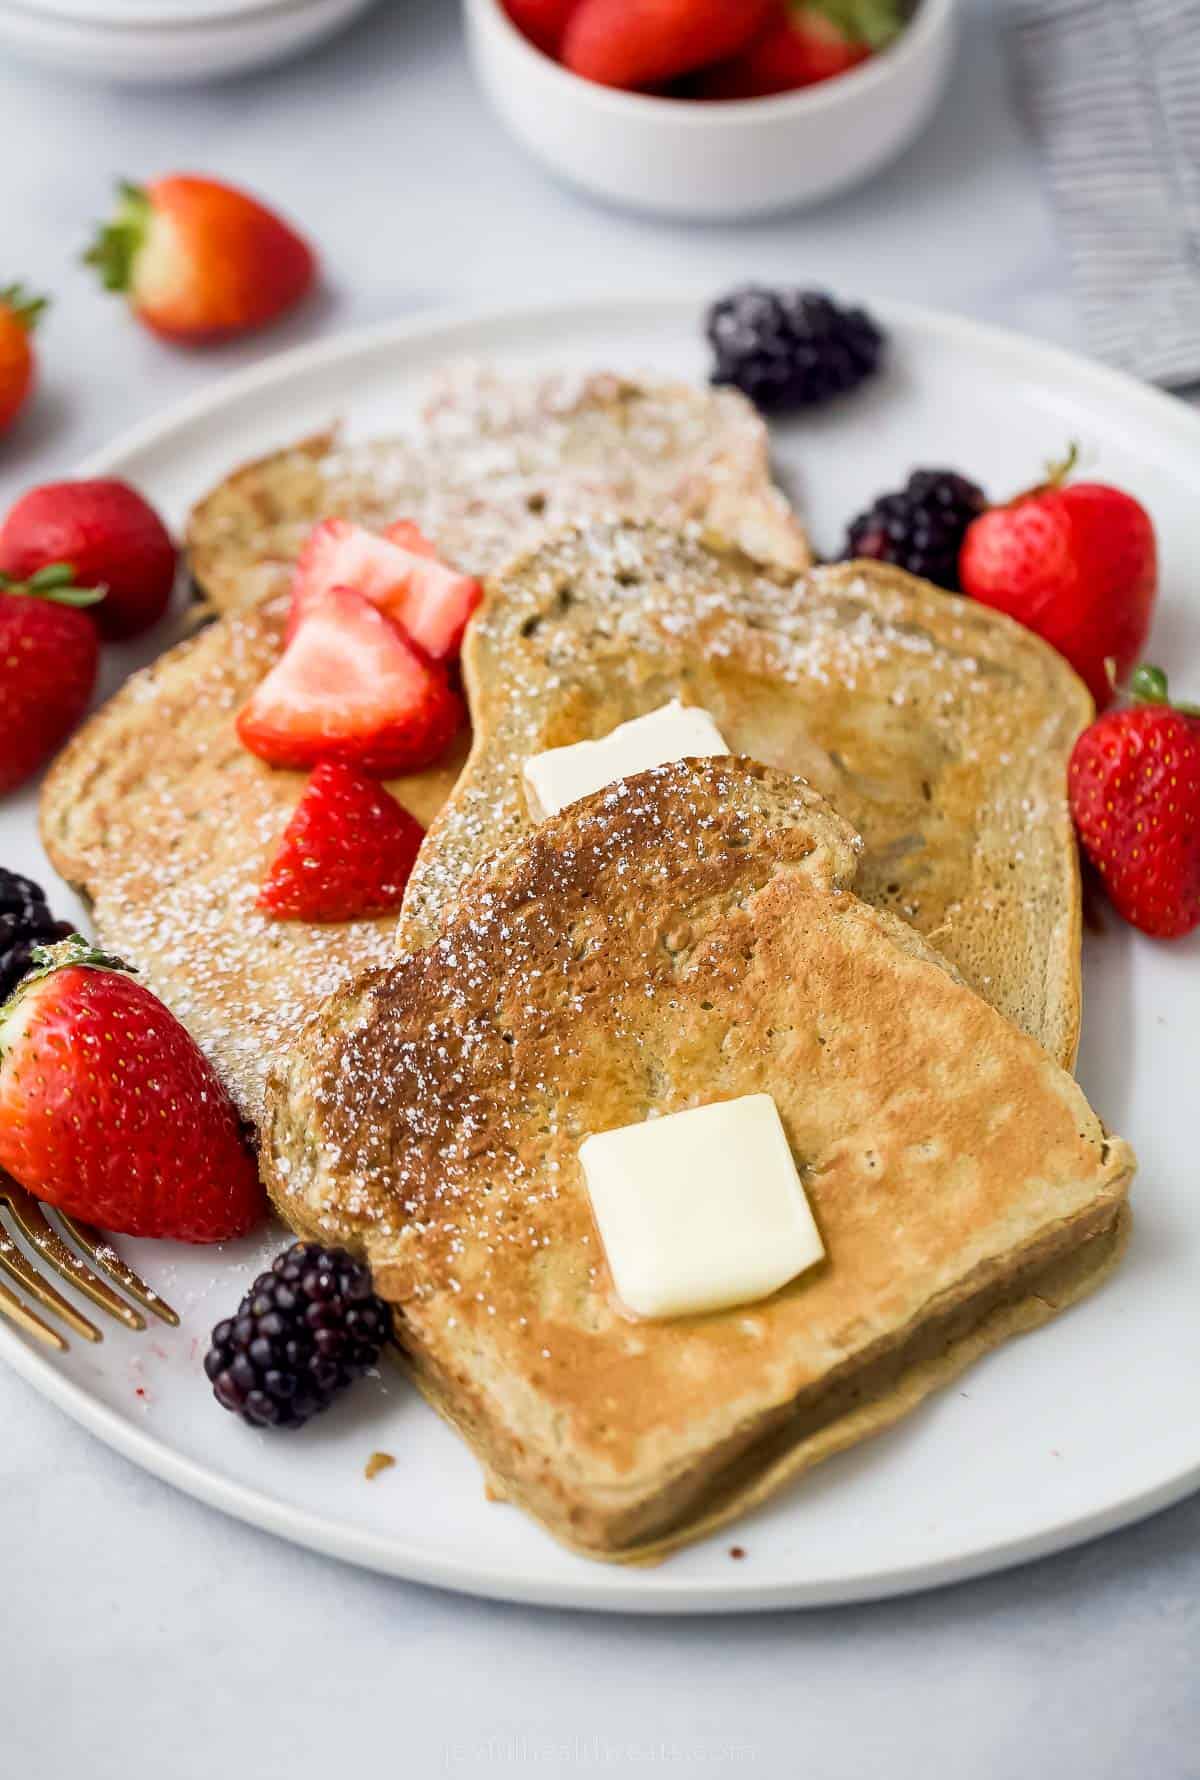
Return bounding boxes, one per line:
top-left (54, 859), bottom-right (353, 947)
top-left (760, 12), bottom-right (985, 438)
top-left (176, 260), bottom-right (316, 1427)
top-left (3, 3), bottom-right (1199, 1775)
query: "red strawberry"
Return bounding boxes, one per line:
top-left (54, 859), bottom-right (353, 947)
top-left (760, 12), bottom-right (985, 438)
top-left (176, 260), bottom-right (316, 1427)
top-left (959, 455), bottom-right (1157, 710)
top-left (1069, 666), bottom-right (1200, 939)
top-left (237, 584), bottom-right (463, 775)
top-left (0, 567), bottom-right (100, 795)
top-left (0, 479), bottom-right (177, 641)
top-left (85, 175), bottom-right (315, 344)
top-left (287, 517), bottom-right (482, 662)
top-left (699, 1), bottom-right (901, 99)
top-left (503, 0), bottom-right (581, 54)
top-left (0, 284), bottom-right (46, 435)
top-left (257, 761), bottom-right (426, 923)
top-left (0, 937), bottom-right (264, 1242)
top-left (563, 0), bottom-right (773, 89)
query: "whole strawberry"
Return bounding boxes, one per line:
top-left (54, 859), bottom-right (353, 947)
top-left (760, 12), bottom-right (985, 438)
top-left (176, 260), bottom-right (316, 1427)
top-left (699, 0), bottom-right (904, 99)
top-left (0, 566), bottom-right (100, 795)
top-left (0, 479), bottom-right (177, 641)
top-left (960, 452), bottom-right (1157, 709)
top-left (1069, 667), bottom-right (1200, 939)
top-left (563, 0), bottom-right (773, 89)
top-left (257, 760), bottom-right (426, 923)
top-left (0, 284), bottom-right (46, 435)
top-left (503, 0), bottom-right (580, 54)
top-left (85, 175), bottom-right (315, 344)
top-left (0, 938), bottom-right (264, 1241)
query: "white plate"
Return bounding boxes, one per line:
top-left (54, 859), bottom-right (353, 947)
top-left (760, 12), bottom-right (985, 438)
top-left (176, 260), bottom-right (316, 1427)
top-left (2, 295), bottom-right (1198, 1613)
top-left (0, 0), bottom-right (375, 82)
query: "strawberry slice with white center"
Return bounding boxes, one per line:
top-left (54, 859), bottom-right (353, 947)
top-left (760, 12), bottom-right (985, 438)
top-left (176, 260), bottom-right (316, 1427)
top-left (286, 517), bottom-right (482, 662)
top-left (238, 584), bottom-right (463, 775)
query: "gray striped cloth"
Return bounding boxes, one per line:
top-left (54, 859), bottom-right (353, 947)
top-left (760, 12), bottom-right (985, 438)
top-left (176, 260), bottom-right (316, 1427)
top-left (1010, 0), bottom-right (1200, 389)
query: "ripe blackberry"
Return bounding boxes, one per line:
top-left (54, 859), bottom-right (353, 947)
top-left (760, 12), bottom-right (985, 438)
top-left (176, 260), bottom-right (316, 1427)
top-left (0, 868), bottom-right (73, 1002)
top-left (707, 286), bottom-right (885, 413)
top-left (843, 469), bottom-right (988, 590)
top-left (205, 1241), bottom-right (391, 1430)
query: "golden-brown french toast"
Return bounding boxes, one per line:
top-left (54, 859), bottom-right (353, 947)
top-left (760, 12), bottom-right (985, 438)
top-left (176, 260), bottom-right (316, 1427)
top-left (186, 369), bottom-right (811, 616)
top-left (264, 761), bottom-right (1133, 1561)
top-left (399, 522), bottom-right (1094, 1071)
top-left (39, 597), bottom-right (468, 1125)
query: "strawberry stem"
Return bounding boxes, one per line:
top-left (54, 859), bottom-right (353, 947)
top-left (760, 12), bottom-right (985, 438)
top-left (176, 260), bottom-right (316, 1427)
top-left (1002, 441), bottom-right (1080, 509)
top-left (83, 181), bottom-right (151, 294)
top-left (0, 283), bottom-right (49, 332)
top-left (0, 563), bottom-right (106, 608)
top-left (1042, 441), bottom-right (1080, 490)
top-left (1130, 664), bottom-right (1169, 705)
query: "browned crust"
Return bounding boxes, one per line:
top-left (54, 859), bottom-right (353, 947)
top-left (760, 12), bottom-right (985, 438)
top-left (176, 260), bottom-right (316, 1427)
top-left (401, 1203), bottom-right (1130, 1562)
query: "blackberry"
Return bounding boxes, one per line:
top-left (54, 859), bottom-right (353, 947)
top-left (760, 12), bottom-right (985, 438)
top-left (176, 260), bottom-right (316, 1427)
top-left (843, 469), bottom-right (988, 590)
top-left (205, 1241), bottom-right (391, 1430)
top-left (707, 286), bottom-right (885, 414)
top-left (0, 868), bottom-right (73, 1002)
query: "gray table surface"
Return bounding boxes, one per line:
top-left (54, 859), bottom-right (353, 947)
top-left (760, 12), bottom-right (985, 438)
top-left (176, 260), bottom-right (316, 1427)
top-left (4, 3), bottom-right (1198, 1776)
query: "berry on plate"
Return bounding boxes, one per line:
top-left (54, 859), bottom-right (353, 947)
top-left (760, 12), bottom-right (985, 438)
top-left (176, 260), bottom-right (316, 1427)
top-left (0, 565), bottom-right (100, 795)
top-left (85, 175), bottom-right (315, 344)
top-left (959, 453), bottom-right (1158, 709)
top-left (287, 517), bottom-right (482, 662)
top-left (1069, 666), bottom-right (1200, 940)
top-left (257, 760), bottom-right (426, 923)
top-left (503, 0), bottom-right (581, 54)
top-left (205, 1241), bottom-right (391, 1430)
top-left (0, 478), bottom-right (177, 641)
top-left (563, 0), bottom-right (773, 90)
top-left (237, 583), bottom-right (464, 776)
top-left (843, 469), bottom-right (988, 591)
top-left (0, 869), bottom-right (72, 1002)
top-left (699, 0), bottom-right (905, 99)
top-left (0, 284), bottom-right (46, 435)
top-left (0, 936), bottom-right (264, 1241)
top-left (706, 285), bottom-right (885, 413)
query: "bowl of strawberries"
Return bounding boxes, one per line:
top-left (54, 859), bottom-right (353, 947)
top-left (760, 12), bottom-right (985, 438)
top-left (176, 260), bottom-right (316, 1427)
top-left (466, 0), bottom-right (958, 219)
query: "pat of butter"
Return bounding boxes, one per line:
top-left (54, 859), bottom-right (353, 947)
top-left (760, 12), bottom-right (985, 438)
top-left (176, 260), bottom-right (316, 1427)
top-left (579, 1094), bottom-right (824, 1320)
top-left (523, 700), bottom-right (729, 821)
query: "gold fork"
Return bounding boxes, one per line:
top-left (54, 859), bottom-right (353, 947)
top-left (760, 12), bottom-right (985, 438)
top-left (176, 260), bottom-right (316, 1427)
top-left (0, 1170), bottom-right (178, 1351)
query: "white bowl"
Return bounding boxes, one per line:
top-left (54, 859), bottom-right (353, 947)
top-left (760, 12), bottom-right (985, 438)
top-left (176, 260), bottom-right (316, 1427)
top-left (0, 0), bottom-right (377, 84)
top-left (464, 0), bottom-right (958, 221)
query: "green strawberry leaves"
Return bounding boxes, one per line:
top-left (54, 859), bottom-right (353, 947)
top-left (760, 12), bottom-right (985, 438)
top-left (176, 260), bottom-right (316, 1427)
top-left (0, 563), bottom-right (106, 608)
top-left (794, 0), bottom-right (908, 49)
top-left (0, 284), bottom-right (49, 333)
top-left (83, 181), bottom-right (152, 295)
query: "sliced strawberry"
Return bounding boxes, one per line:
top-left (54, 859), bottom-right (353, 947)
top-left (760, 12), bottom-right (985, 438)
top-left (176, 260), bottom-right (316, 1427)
top-left (286, 517), bottom-right (482, 662)
top-left (381, 520), bottom-right (483, 661)
top-left (257, 760), bottom-right (426, 923)
top-left (384, 519), bottom-right (439, 560)
top-left (237, 584), bottom-right (463, 776)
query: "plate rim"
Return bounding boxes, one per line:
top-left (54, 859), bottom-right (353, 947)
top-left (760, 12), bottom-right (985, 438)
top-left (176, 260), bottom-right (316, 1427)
top-left (4, 289), bottom-right (1198, 1613)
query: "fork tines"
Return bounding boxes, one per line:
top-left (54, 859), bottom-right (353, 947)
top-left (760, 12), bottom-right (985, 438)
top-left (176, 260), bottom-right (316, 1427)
top-left (0, 1172), bottom-right (178, 1350)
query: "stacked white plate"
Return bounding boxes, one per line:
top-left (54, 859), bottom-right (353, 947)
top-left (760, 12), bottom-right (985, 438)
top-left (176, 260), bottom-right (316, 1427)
top-left (0, 0), bottom-right (378, 83)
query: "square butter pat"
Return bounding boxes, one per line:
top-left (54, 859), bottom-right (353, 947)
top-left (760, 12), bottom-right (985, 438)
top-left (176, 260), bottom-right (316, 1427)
top-left (523, 700), bottom-right (729, 821)
top-left (579, 1094), bottom-right (824, 1320)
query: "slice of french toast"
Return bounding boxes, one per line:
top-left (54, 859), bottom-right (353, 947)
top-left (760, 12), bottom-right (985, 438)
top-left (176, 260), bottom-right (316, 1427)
top-left (399, 522), bottom-right (1094, 1071)
top-left (186, 368), bottom-right (811, 616)
top-left (39, 596), bottom-right (469, 1125)
top-left (264, 760), bottom-right (1134, 1562)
